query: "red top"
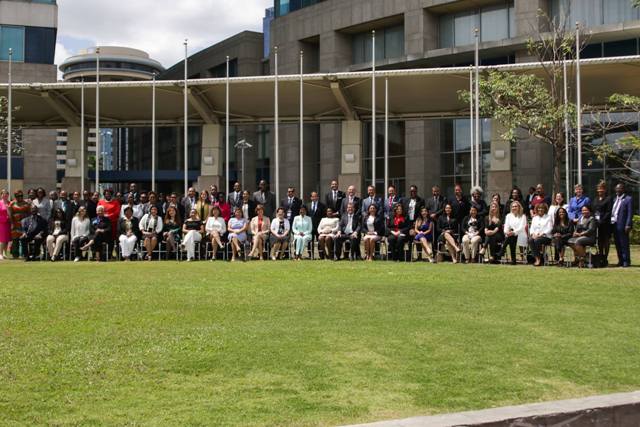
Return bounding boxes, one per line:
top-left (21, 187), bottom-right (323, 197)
top-left (215, 202), bottom-right (231, 222)
top-left (393, 215), bottom-right (405, 233)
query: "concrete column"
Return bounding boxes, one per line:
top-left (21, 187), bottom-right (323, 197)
top-left (486, 123), bottom-right (514, 198)
top-left (197, 124), bottom-right (223, 190)
top-left (405, 8), bottom-right (439, 57)
top-left (338, 120), bottom-right (363, 193)
top-left (318, 31), bottom-right (352, 72)
top-left (405, 120), bottom-right (441, 195)
top-left (61, 127), bottom-right (88, 192)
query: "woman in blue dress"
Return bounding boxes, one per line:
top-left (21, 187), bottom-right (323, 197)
top-left (227, 207), bottom-right (249, 261)
top-left (413, 206), bottom-right (434, 262)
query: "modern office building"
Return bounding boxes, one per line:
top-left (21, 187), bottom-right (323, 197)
top-left (57, 46), bottom-right (164, 191)
top-left (0, 0), bottom-right (58, 191)
top-left (266, 0), bottom-right (640, 201)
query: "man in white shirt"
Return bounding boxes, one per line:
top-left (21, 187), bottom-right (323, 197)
top-left (335, 203), bottom-right (361, 260)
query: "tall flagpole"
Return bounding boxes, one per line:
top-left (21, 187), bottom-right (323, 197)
top-left (474, 28), bottom-right (481, 188)
top-left (575, 23), bottom-right (583, 186)
top-left (7, 48), bottom-right (12, 196)
top-left (183, 39), bottom-right (189, 196)
top-left (274, 46), bottom-right (280, 205)
top-left (371, 30), bottom-right (376, 189)
top-left (81, 77), bottom-right (85, 195)
top-left (151, 72), bottom-right (157, 193)
top-left (225, 55), bottom-right (230, 198)
top-left (299, 50), bottom-right (304, 198)
top-left (95, 47), bottom-right (101, 194)
top-left (384, 77), bottom-right (389, 197)
top-left (563, 58), bottom-right (570, 197)
top-left (469, 68), bottom-right (475, 187)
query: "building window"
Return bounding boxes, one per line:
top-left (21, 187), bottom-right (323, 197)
top-left (580, 37), bottom-right (640, 59)
top-left (0, 26), bottom-right (25, 62)
top-left (363, 121), bottom-right (406, 195)
top-left (440, 119), bottom-right (492, 195)
top-left (352, 24), bottom-right (405, 65)
top-left (275, 0), bottom-right (324, 17)
top-left (25, 26), bottom-right (57, 64)
top-left (208, 58), bottom-right (238, 78)
top-left (439, 1), bottom-right (515, 48)
top-left (551, 0), bottom-right (640, 29)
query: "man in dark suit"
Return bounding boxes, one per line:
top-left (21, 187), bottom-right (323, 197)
top-left (325, 180), bottom-right (345, 218)
top-left (54, 190), bottom-right (74, 225)
top-left (383, 184), bottom-right (402, 224)
top-left (19, 204), bottom-right (48, 261)
top-left (340, 185), bottom-right (361, 218)
top-left (282, 187), bottom-right (302, 224)
top-left (334, 202), bottom-right (361, 260)
top-left (611, 183), bottom-right (633, 268)
top-left (403, 185), bottom-right (425, 224)
top-left (181, 187), bottom-right (197, 217)
top-left (228, 182), bottom-right (243, 210)
top-left (360, 185), bottom-right (383, 220)
top-left (124, 182), bottom-right (140, 204)
top-left (252, 180), bottom-right (276, 219)
top-left (308, 191), bottom-right (327, 237)
top-left (424, 185), bottom-right (446, 222)
top-left (449, 184), bottom-right (470, 224)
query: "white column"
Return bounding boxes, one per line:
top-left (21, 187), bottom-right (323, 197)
top-left (95, 47), bottom-right (101, 193)
top-left (469, 68), bottom-right (475, 188)
top-left (151, 72), bottom-right (157, 192)
top-left (7, 48), bottom-right (12, 196)
top-left (384, 77), bottom-right (389, 196)
top-left (371, 30), bottom-right (376, 189)
top-left (474, 28), bottom-right (481, 188)
top-left (80, 77), bottom-right (85, 194)
top-left (299, 50), bottom-right (304, 198)
top-left (575, 23), bottom-right (583, 186)
top-left (183, 39), bottom-right (189, 195)
top-left (225, 55), bottom-right (230, 198)
top-left (274, 46), bottom-right (280, 205)
top-left (563, 58), bottom-right (570, 197)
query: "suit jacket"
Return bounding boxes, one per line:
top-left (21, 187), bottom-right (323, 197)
top-left (339, 213), bottom-right (362, 236)
top-left (252, 191), bottom-right (276, 218)
top-left (340, 196), bottom-right (361, 218)
top-left (228, 191), bottom-right (243, 209)
top-left (437, 215), bottom-right (459, 235)
top-left (282, 196), bottom-right (302, 223)
top-left (424, 195), bottom-right (446, 219)
top-left (308, 200), bottom-right (327, 234)
top-left (382, 195), bottom-right (402, 220)
top-left (21, 215), bottom-right (48, 239)
top-left (124, 191), bottom-right (140, 204)
top-left (612, 194), bottom-right (633, 229)
top-left (449, 196), bottom-right (470, 224)
top-left (181, 197), bottom-right (197, 217)
top-left (241, 200), bottom-right (257, 220)
top-left (470, 199), bottom-right (489, 218)
top-left (461, 215), bottom-right (485, 237)
top-left (387, 215), bottom-right (411, 236)
top-left (362, 215), bottom-right (386, 237)
top-left (402, 196), bottom-right (426, 222)
top-left (360, 196), bottom-right (383, 219)
top-left (325, 190), bottom-right (346, 216)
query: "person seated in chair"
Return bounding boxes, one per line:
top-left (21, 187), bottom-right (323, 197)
top-left (484, 201), bottom-right (504, 264)
top-left (118, 206), bottom-right (140, 261)
top-left (162, 206), bottom-right (182, 258)
top-left (362, 204), bottom-right (385, 262)
top-left (551, 207), bottom-right (573, 265)
top-left (499, 201), bottom-right (528, 265)
top-left (46, 208), bottom-right (69, 261)
top-left (269, 207), bottom-right (290, 260)
top-left (528, 203), bottom-right (553, 267)
top-left (71, 206), bottom-right (91, 262)
top-left (291, 205), bottom-right (312, 261)
top-left (205, 205), bottom-right (226, 261)
top-left (139, 205), bottom-right (163, 261)
top-left (334, 202), bottom-right (361, 261)
top-left (387, 203), bottom-right (410, 262)
top-left (182, 209), bottom-right (204, 262)
top-left (249, 204), bottom-right (270, 260)
top-left (413, 206), bottom-right (434, 263)
top-left (81, 205), bottom-right (112, 262)
top-left (19, 204), bottom-right (48, 261)
top-left (568, 205), bottom-right (597, 268)
top-left (317, 208), bottom-right (340, 260)
top-left (461, 205), bottom-right (484, 263)
top-left (227, 207), bottom-right (249, 262)
top-left (437, 203), bottom-right (461, 263)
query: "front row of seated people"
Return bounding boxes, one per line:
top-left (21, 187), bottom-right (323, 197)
top-left (12, 198), bottom-right (614, 267)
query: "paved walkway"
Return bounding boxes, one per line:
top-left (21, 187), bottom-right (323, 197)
top-left (344, 390), bottom-right (640, 426)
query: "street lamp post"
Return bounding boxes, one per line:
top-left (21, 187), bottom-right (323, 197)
top-left (235, 139), bottom-right (253, 188)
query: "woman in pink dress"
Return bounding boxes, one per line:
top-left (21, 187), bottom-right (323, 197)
top-left (0, 189), bottom-right (11, 260)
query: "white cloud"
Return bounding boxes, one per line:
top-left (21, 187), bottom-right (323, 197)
top-left (53, 42), bottom-right (73, 79)
top-left (56, 0), bottom-right (272, 69)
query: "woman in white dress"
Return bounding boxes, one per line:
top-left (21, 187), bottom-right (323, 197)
top-left (205, 205), bottom-right (226, 260)
top-left (499, 201), bottom-right (528, 264)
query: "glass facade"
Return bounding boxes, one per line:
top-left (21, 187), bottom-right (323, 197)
top-left (363, 121), bottom-right (406, 195)
top-left (439, 1), bottom-right (515, 48)
top-left (580, 37), bottom-right (640, 59)
top-left (0, 26), bottom-right (25, 62)
top-left (439, 118), bottom-right (492, 196)
top-left (275, 0), bottom-right (325, 17)
top-left (352, 25), bottom-right (405, 65)
top-left (551, 0), bottom-right (640, 28)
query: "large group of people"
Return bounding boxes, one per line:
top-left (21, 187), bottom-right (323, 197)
top-left (0, 178), bottom-right (634, 267)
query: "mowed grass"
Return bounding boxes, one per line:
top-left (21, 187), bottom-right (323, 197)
top-left (1, 254), bottom-right (640, 426)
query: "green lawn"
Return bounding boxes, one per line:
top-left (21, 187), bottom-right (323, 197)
top-left (1, 257), bottom-right (639, 426)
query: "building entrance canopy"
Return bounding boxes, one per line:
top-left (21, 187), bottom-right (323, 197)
top-left (2, 56), bottom-right (640, 129)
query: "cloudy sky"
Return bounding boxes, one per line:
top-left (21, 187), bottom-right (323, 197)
top-left (55, 0), bottom-right (273, 71)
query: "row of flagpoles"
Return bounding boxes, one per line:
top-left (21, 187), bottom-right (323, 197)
top-left (4, 25), bottom-right (587, 198)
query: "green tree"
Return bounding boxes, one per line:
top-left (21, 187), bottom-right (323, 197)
top-left (0, 96), bottom-right (23, 156)
top-left (459, 10), bottom-right (585, 193)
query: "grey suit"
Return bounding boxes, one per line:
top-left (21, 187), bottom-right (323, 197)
top-left (252, 190), bottom-right (276, 218)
